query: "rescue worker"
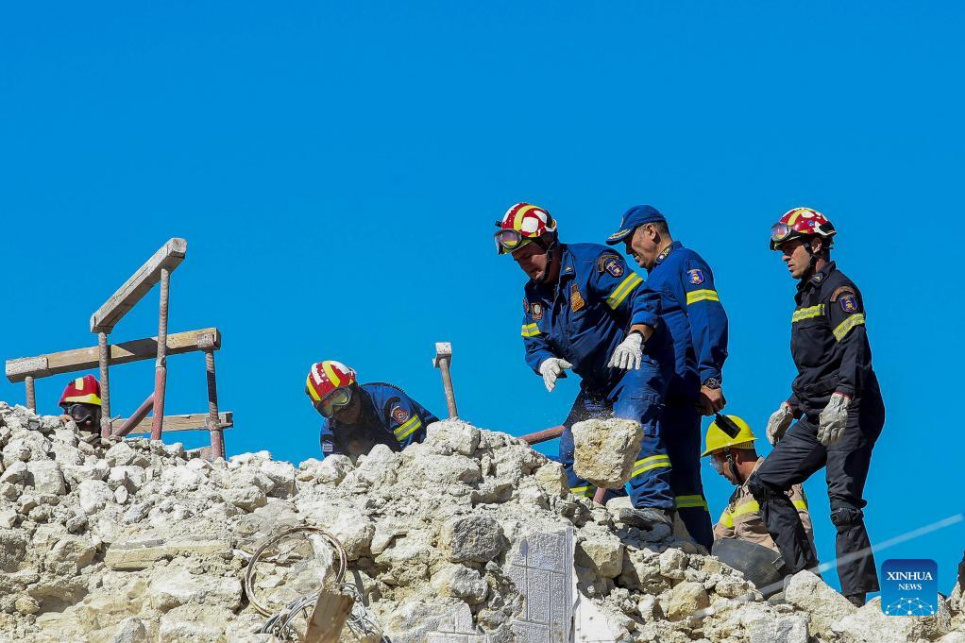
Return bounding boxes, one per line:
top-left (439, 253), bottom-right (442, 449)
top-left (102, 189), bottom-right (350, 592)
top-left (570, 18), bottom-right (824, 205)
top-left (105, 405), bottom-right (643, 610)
top-left (748, 207), bottom-right (885, 607)
top-left (703, 415), bottom-right (815, 577)
top-left (606, 205), bottom-right (728, 550)
top-left (305, 360), bottom-right (439, 461)
top-left (58, 375), bottom-right (103, 433)
top-left (496, 202), bottom-right (676, 534)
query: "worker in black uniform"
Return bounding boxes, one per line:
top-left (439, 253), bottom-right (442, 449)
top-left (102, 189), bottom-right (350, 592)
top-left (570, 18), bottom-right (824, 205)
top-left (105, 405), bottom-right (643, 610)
top-left (748, 207), bottom-right (885, 607)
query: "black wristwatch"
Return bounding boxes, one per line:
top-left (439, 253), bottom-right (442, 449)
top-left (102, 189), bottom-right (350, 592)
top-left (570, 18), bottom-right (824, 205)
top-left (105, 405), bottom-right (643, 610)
top-left (702, 377), bottom-right (721, 390)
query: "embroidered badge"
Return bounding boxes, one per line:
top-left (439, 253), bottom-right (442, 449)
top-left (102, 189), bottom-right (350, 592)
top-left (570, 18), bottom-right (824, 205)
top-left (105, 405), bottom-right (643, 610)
top-left (687, 269), bottom-right (705, 285)
top-left (839, 294), bottom-right (859, 313)
top-left (604, 258), bottom-right (624, 278)
top-left (570, 283), bottom-right (585, 312)
top-left (531, 302), bottom-right (543, 320)
top-left (391, 405), bottom-right (410, 425)
top-left (322, 442), bottom-right (334, 453)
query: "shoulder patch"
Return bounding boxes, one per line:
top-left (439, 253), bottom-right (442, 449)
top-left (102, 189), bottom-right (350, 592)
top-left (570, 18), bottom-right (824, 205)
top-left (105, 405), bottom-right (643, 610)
top-left (321, 441), bottom-right (334, 454)
top-left (686, 269), bottom-right (705, 285)
top-left (530, 302), bottom-right (543, 321)
top-left (597, 253), bottom-right (624, 277)
top-left (570, 283), bottom-right (585, 312)
top-left (838, 293), bottom-right (860, 314)
top-left (390, 404), bottom-right (410, 425)
top-left (829, 286), bottom-right (856, 302)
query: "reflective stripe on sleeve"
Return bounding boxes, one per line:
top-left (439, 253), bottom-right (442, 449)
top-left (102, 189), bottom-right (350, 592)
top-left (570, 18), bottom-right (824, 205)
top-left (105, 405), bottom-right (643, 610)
top-left (685, 289), bottom-right (720, 305)
top-left (631, 454), bottom-right (671, 477)
top-left (720, 508), bottom-right (735, 529)
top-left (792, 304), bottom-right (825, 323)
top-left (606, 273), bottom-right (643, 309)
top-left (833, 314), bottom-right (865, 341)
top-left (394, 416), bottom-right (423, 440)
top-left (675, 494), bottom-right (709, 510)
top-left (570, 485), bottom-right (595, 498)
top-left (521, 323), bottom-right (541, 337)
top-left (793, 499), bottom-right (809, 512)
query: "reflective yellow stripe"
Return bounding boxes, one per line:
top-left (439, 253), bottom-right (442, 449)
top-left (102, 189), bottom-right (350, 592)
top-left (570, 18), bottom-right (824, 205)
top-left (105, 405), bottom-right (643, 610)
top-left (395, 417), bottom-right (423, 441)
top-left (732, 500), bottom-right (761, 518)
top-left (74, 377), bottom-right (84, 389)
top-left (833, 313), bottom-right (865, 341)
top-left (631, 454), bottom-right (671, 477)
top-left (570, 485), bottom-right (594, 498)
top-left (606, 273), bottom-right (643, 309)
top-left (521, 323), bottom-right (541, 338)
top-left (793, 499), bottom-right (809, 512)
top-left (792, 304), bottom-right (825, 323)
top-left (322, 361), bottom-right (342, 388)
top-left (720, 508), bottom-right (734, 528)
top-left (675, 494), bottom-right (709, 510)
top-left (686, 289), bottom-right (720, 305)
top-left (513, 204), bottom-right (538, 230)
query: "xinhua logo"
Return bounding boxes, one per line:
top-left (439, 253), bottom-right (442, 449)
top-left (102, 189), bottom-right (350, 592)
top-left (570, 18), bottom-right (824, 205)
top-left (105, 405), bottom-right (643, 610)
top-left (881, 559), bottom-right (938, 616)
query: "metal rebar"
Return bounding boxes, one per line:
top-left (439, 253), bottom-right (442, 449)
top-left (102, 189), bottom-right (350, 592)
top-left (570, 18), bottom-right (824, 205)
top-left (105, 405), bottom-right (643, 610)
top-left (150, 268), bottom-right (170, 441)
top-left (114, 393), bottom-right (156, 437)
top-left (98, 332), bottom-right (111, 437)
top-left (24, 376), bottom-right (36, 412)
top-left (205, 349), bottom-right (225, 460)
top-left (520, 425), bottom-right (565, 445)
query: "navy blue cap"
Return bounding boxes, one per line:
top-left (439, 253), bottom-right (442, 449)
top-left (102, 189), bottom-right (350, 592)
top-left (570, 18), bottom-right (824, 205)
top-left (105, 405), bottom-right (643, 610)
top-left (606, 205), bottom-right (666, 245)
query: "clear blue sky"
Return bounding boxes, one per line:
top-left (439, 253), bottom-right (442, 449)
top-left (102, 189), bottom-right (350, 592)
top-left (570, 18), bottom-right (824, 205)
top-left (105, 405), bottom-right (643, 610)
top-left (2, 2), bottom-right (962, 595)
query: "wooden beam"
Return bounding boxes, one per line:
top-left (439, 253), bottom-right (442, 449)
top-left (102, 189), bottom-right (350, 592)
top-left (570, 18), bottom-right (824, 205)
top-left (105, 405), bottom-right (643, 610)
top-left (90, 238), bottom-right (188, 333)
top-left (5, 328), bottom-right (221, 383)
top-left (123, 411), bottom-right (233, 435)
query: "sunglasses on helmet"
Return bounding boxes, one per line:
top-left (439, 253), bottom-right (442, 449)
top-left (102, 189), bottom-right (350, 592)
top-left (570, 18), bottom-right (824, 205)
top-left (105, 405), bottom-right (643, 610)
top-left (314, 387), bottom-right (354, 418)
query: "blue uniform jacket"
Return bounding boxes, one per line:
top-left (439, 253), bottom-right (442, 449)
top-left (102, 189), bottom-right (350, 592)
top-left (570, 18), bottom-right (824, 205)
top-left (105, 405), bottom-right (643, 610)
top-left (319, 383), bottom-right (439, 458)
top-left (645, 241), bottom-right (729, 400)
top-left (521, 243), bottom-right (670, 391)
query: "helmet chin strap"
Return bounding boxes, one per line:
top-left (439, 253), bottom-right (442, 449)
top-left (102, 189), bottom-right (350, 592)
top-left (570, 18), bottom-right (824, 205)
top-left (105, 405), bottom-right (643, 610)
top-left (801, 238), bottom-right (821, 281)
top-left (538, 236), bottom-right (560, 285)
top-left (727, 451), bottom-right (745, 486)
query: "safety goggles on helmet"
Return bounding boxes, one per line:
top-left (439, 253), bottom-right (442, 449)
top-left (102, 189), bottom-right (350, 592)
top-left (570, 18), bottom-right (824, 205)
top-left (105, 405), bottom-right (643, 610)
top-left (770, 222), bottom-right (794, 247)
top-left (66, 403), bottom-right (96, 425)
top-left (315, 386), bottom-right (353, 418)
top-left (494, 229), bottom-right (533, 255)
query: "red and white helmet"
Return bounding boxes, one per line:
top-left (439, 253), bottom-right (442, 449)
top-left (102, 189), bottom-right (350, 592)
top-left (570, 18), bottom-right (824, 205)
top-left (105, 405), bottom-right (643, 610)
top-left (59, 375), bottom-right (102, 408)
top-left (769, 207), bottom-right (837, 251)
top-left (494, 203), bottom-right (558, 255)
top-left (305, 360), bottom-right (357, 405)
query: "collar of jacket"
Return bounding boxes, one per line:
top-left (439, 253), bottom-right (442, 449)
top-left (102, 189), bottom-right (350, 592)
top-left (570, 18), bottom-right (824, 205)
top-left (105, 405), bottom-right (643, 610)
top-left (652, 240), bottom-right (682, 270)
top-left (531, 244), bottom-right (576, 295)
top-left (796, 260), bottom-right (837, 300)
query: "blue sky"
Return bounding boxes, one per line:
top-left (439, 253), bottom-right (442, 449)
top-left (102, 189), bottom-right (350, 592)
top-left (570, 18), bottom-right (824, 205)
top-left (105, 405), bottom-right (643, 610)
top-left (2, 2), bottom-right (962, 594)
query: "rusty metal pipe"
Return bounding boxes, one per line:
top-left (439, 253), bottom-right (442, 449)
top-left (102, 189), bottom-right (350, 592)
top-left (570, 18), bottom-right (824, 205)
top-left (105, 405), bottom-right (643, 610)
top-left (25, 376), bottom-right (36, 412)
top-left (98, 332), bottom-right (111, 437)
top-left (113, 393), bottom-right (156, 437)
top-left (204, 349), bottom-right (224, 460)
top-left (150, 268), bottom-right (170, 440)
top-left (593, 487), bottom-right (608, 505)
top-left (520, 425), bottom-right (565, 445)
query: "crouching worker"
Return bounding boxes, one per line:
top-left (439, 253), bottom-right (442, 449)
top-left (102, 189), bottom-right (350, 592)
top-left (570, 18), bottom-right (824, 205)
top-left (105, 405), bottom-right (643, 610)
top-left (703, 415), bottom-right (816, 596)
top-left (59, 375), bottom-right (103, 433)
top-left (306, 360), bottom-right (439, 462)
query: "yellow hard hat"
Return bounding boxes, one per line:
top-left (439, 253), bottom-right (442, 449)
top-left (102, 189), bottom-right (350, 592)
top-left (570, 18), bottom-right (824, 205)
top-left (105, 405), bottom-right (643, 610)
top-left (701, 415), bottom-right (757, 457)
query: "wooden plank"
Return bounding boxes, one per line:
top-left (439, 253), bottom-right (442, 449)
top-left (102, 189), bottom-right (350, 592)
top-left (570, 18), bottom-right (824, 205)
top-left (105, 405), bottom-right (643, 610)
top-left (123, 411), bottom-right (233, 435)
top-left (90, 238), bottom-right (188, 333)
top-left (5, 328), bottom-right (220, 383)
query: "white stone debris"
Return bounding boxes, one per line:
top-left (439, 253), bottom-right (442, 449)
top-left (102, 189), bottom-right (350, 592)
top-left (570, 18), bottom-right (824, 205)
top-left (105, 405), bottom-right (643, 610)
top-left (572, 419), bottom-right (643, 489)
top-left (0, 401), bottom-right (961, 642)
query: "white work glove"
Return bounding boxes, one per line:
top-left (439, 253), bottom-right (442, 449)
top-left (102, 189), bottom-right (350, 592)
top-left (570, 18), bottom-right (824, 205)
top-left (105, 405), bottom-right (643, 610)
top-left (818, 393), bottom-right (851, 446)
top-left (607, 332), bottom-right (644, 371)
top-left (766, 402), bottom-right (794, 445)
top-left (538, 358), bottom-right (573, 393)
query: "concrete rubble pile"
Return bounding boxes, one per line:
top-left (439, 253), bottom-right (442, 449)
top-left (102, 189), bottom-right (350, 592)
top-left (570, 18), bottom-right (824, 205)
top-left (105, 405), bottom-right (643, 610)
top-left (0, 401), bottom-right (963, 642)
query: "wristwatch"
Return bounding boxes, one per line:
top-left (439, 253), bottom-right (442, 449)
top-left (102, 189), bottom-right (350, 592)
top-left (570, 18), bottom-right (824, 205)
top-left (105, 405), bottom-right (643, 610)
top-left (702, 377), bottom-right (721, 390)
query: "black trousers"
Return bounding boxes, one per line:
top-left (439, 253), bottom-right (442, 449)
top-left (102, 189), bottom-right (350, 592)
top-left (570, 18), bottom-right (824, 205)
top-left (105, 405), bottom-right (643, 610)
top-left (749, 394), bottom-right (885, 595)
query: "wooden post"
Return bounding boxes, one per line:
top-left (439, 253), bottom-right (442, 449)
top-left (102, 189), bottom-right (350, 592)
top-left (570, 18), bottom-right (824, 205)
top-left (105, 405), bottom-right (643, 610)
top-left (303, 587), bottom-right (354, 643)
top-left (200, 330), bottom-right (225, 460)
top-left (150, 269), bottom-right (170, 440)
top-left (98, 332), bottom-right (111, 437)
top-left (432, 342), bottom-right (458, 419)
top-left (24, 376), bottom-right (36, 412)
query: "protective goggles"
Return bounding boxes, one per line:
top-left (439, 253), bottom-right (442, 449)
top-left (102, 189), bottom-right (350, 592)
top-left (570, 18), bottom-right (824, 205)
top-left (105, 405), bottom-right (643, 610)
top-left (770, 222), bottom-right (794, 247)
top-left (494, 229), bottom-right (533, 255)
top-left (314, 387), bottom-right (353, 418)
top-left (64, 403), bottom-right (96, 425)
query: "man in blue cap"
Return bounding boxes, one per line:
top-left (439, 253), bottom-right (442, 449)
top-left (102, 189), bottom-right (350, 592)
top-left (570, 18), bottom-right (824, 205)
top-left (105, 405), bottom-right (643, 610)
top-left (606, 205), bottom-right (730, 550)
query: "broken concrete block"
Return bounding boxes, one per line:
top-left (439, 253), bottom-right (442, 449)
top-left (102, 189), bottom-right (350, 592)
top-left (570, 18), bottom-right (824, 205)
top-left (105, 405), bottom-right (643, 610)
top-left (748, 614), bottom-right (809, 643)
top-left (426, 420), bottom-right (481, 456)
top-left (441, 515), bottom-right (505, 563)
top-left (572, 418), bottom-right (643, 488)
top-left (78, 479), bottom-right (113, 513)
top-left (664, 581), bottom-right (709, 621)
top-left (784, 570), bottom-right (855, 638)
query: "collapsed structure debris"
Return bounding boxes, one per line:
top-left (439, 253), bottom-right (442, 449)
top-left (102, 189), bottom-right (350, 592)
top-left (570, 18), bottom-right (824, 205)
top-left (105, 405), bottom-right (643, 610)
top-left (0, 402), bottom-right (962, 642)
